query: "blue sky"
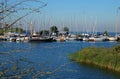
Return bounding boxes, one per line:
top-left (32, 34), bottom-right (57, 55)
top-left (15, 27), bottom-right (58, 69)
top-left (16, 0), bottom-right (120, 32)
top-left (1, 0), bottom-right (120, 32)
top-left (36, 0), bottom-right (120, 32)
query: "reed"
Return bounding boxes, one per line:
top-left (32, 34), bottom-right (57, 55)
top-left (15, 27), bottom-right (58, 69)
top-left (69, 45), bottom-right (120, 72)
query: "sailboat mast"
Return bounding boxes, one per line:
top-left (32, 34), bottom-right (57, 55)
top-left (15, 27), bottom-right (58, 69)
top-left (30, 21), bottom-right (33, 35)
top-left (116, 8), bottom-right (119, 36)
top-left (2, 0), bottom-right (6, 34)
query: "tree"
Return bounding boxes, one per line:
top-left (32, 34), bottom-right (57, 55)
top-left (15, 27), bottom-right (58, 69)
top-left (0, 0), bottom-right (47, 29)
top-left (62, 26), bottom-right (69, 32)
top-left (103, 30), bottom-right (108, 35)
top-left (14, 27), bottom-right (25, 33)
top-left (40, 30), bottom-right (49, 36)
top-left (0, 28), bottom-right (4, 35)
top-left (50, 26), bottom-right (58, 33)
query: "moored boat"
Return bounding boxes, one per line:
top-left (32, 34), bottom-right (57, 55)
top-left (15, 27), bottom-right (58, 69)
top-left (56, 36), bottom-right (66, 42)
top-left (108, 36), bottom-right (117, 41)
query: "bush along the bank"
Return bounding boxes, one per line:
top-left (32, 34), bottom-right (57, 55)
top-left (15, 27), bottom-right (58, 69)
top-left (69, 45), bottom-right (120, 72)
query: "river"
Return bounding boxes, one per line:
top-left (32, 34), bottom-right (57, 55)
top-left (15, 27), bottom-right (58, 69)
top-left (0, 41), bottom-right (120, 79)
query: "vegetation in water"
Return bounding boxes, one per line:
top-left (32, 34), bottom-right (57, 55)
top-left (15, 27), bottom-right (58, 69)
top-left (69, 45), bottom-right (120, 72)
top-left (0, 49), bottom-right (52, 78)
top-left (0, 43), bottom-right (74, 78)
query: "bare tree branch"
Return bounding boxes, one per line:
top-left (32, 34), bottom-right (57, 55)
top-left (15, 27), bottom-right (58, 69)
top-left (7, 3), bottom-right (47, 28)
top-left (0, 0), bottom-right (47, 30)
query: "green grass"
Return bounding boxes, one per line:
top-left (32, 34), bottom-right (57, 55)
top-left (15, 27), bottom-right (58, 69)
top-left (69, 45), bottom-right (120, 72)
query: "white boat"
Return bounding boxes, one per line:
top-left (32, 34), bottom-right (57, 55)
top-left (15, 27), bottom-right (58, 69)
top-left (83, 37), bottom-right (89, 41)
top-left (7, 36), bottom-right (16, 41)
top-left (94, 37), bottom-right (103, 41)
top-left (66, 37), bottom-right (75, 40)
top-left (4, 32), bottom-right (16, 41)
top-left (108, 36), bottom-right (117, 41)
top-left (89, 37), bottom-right (95, 41)
top-left (56, 36), bottom-right (66, 42)
top-left (76, 37), bottom-right (83, 41)
top-left (66, 35), bottom-right (76, 41)
top-left (30, 32), bottom-right (53, 42)
top-left (24, 36), bottom-right (30, 41)
top-left (89, 36), bottom-right (103, 41)
top-left (16, 37), bottom-right (21, 41)
top-left (16, 34), bottom-right (29, 41)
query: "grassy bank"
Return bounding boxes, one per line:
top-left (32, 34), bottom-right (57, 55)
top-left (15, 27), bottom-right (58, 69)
top-left (69, 46), bottom-right (120, 72)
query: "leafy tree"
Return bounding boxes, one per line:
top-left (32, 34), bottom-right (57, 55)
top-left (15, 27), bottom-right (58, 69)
top-left (0, 28), bottom-right (4, 35)
top-left (40, 30), bottom-right (49, 36)
top-left (103, 30), bottom-right (108, 35)
top-left (62, 26), bottom-right (69, 32)
top-left (14, 27), bottom-right (25, 33)
top-left (50, 26), bottom-right (58, 33)
top-left (0, 27), bottom-right (25, 34)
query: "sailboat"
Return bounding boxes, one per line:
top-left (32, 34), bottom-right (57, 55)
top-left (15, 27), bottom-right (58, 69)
top-left (82, 16), bottom-right (89, 41)
top-left (29, 20), bottom-right (53, 42)
top-left (107, 8), bottom-right (119, 41)
top-left (88, 17), bottom-right (104, 41)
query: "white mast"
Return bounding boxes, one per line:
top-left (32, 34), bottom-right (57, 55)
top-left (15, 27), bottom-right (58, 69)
top-left (115, 7), bottom-right (120, 36)
top-left (2, 0), bottom-right (5, 34)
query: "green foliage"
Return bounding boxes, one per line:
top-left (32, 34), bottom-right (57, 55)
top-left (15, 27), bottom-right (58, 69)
top-left (39, 30), bottom-right (49, 36)
top-left (0, 27), bottom-right (25, 34)
top-left (62, 27), bottom-right (69, 32)
top-left (113, 45), bottom-right (120, 53)
top-left (0, 28), bottom-right (4, 35)
top-left (50, 26), bottom-right (58, 33)
top-left (12, 27), bottom-right (25, 33)
top-left (69, 46), bottom-right (120, 72)
top-left (103, 30), bottom-right (108, 35)
top-left (0, 51), bottom-right (52, 78)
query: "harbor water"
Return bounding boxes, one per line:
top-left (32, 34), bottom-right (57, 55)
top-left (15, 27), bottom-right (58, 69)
top-left (0, 41), bottom-right (120, 79)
